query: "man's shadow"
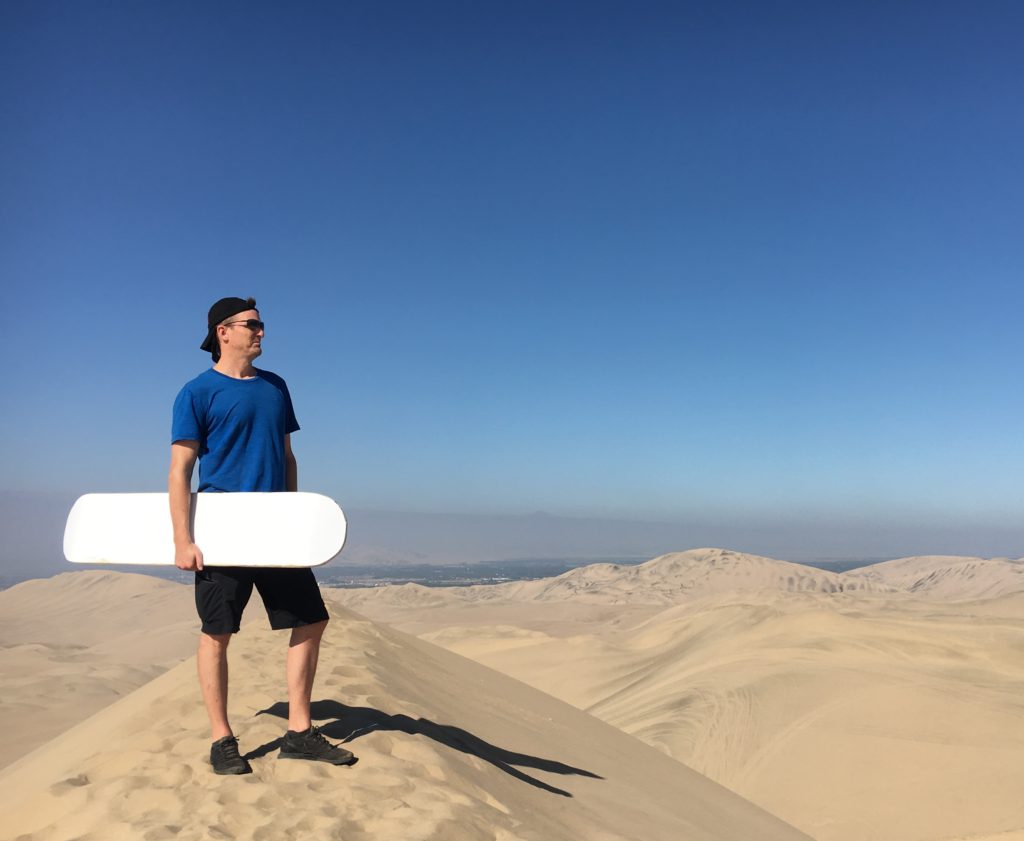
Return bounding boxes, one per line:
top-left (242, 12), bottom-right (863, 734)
top-left (251, 700), bottom-right (603, 797)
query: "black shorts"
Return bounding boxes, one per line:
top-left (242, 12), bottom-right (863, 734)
top-left (194, 567), bottom-right (329, 635)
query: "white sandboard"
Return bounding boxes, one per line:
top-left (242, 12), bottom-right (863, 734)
top-left (64, 492), bottom-right (346, 567)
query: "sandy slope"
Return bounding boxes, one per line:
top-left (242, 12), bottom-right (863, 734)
top-left (0, 571), bottom-right (200, 767)
top-left (0, 597), bottom-right (810, 841)
top-left (329, 549), bottom-right (1024, 841)
top-left (845, 554), bottom-right (1024, 600)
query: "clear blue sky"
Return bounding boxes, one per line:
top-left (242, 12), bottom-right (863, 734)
top-left (2, 1), bottom-right (1023, 565)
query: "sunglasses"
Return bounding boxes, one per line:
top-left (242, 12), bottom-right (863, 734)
top-left (223, 319), bottom-right (265, 331)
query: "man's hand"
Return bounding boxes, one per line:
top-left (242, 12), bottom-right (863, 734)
top-left (175, 541), bottom-right (205, 571)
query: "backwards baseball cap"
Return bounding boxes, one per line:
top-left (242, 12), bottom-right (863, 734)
top-left (200, 296), bottom-right (257, 352)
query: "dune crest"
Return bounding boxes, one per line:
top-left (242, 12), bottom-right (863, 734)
top-left (502, 548), bottom-right (897, 602)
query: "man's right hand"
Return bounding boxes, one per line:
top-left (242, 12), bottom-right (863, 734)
top-left (175, 542), bottom-right (205, 571)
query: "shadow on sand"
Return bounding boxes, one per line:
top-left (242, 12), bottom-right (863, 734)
top-left (251, 699), bottom-right (603, 797)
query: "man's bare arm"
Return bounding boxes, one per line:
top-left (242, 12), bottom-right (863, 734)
top-left (284, 433), bottom-right (297, 492)
top-left (169, 440), bottom-right (204, 570)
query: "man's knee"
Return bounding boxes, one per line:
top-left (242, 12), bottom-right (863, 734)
top-left (200, 632), bottom-right (232, 652)
top-left (290, 619), bottom-right (327, 644)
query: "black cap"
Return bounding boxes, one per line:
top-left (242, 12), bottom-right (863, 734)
top-left (200, 297), bottom-right (256, 352)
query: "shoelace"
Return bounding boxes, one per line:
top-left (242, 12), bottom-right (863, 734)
top-left (219, 737), bottom-right (242, 759)
top-left (307, 726), bottom-right (330, 745)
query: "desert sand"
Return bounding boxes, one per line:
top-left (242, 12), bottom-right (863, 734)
top-left (0, 571), bottom-right (200, 766)
top-left (328, 548), bottom-right (1024, 841)
top-left (4, 548), bottom-right (1023, 841)
top-left (0, 580), bottom-right (810, 841)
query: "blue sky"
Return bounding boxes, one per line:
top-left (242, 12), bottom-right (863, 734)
top-left (2, 1), bottom-right (1023, 568)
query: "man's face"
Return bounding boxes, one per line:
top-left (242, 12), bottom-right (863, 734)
top-left (218, 308), bottom-right (264, 360)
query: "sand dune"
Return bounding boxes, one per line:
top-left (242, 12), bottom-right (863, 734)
top-left (499, 548), bottom-right (898, 602)
top-left (0, 570), bottom-right (200, 767)
top-left (0, 589), bottom-right (810, 841)
top-left (329, 548), bottom-right (1024, 841)
top-left (844, 554), bottom-right (1024, 600)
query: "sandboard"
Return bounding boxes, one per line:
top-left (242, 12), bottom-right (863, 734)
top-left (63, 492), bottom-right (346, 567)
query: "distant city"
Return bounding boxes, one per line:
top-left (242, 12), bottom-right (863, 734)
top-left (320, 558), bottom-right (650, 588)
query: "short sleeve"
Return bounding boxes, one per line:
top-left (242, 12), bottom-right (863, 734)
top-left (280, 380), bottom-right (300, 435)
top-left (258, 370), bottom-right (300, 434)
top-left (171, 385), bottom-right (204, 444)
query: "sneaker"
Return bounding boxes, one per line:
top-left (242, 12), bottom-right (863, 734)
top-left (279, 726), bottom-right (355, 765)
top-left (210, 735), bottom-right (252, 775)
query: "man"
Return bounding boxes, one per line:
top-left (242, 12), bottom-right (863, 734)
top-left (169, 296), bottom-right (354, 775)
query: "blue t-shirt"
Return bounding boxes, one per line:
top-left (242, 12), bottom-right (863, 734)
top-left (171, 368), bottom-right (300, 492)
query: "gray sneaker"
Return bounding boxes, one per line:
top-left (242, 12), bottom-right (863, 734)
top-left (210, 735), bottom-right (252, 775)
top-left (279, 726), bottom-right (355, 765)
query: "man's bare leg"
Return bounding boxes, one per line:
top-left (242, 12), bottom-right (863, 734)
top-left (279, 619), bottom-right (353, 764)
top-left (198, 632), bottom-right (233, 740)
top-left (286, 619), bottom-right (327, 732)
